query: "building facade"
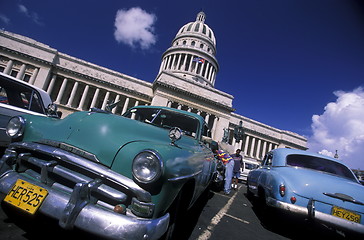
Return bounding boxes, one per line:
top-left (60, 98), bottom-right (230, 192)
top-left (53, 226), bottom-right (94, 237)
top-left (0, 12), bottom-right (307, 161)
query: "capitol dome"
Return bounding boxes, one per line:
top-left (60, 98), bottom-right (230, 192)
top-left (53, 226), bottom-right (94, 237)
top-left (176, 11), bottom-right (216, 47)
top-left (158, 12), bottom-right (219, 87)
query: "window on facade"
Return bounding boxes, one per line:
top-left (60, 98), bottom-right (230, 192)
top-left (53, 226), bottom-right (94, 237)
top-left (191, 41), bottom-right (195, 46)
top-left (10, 70), bottom-right (18, 77)
top-left (23, 74), bottom-right (31, 83)
top-left (0, 66), bottom-right (4, 73)
top-left (203, 25), bottom-right (206, 34)
top-left (194, 23), bottom-right (200, 32)
top-left (187, 23), bottom-right (192, 31)
top-left (183, 40), bottom-right (186, 45)
top-left (200, 44), bottom-right (204, 49)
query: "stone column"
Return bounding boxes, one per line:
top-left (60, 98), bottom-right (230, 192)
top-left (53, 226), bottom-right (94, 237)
top-left (47, 75), bottom-right (57, 95)
top-left (55, 78), bottom-right (68, 104)
top-left (212, 116), bottom-right (218, 139)
top-left (90, 88), bottom-right (100, 108)
top-left (244, 135), bottom-right (250, 157)
top-left (187, 55), bottom-right (193, 72)
top-left (204, 113), bottom-right (210, 124)
top-left (176, 54), bottom-right (182, 70)
top-left (16, 64), bottom-right (26, 80)
top-left (29, 68), bottom-right (39, 85)
top-left (122, 97), bottom-right (130, 114)
top-left (112, 95), bottom-right (120, 114)
top-left (166, 55), bottom-right (172, 70)
top-left (78, 85), bottom-right (89, 110)
top-left (4, 59), bottom-right (13, 75)
top-left (67, 81), bottom-right (79, 107)
top-left (171, 54), bottom-right (176, 70)
top-left (250, 137), bottom-right (256, 158)
top-left (101, 91), bottom-right (110, 110)
top-left (256, 139), bottom-right (262, 159)
top-left (261, 141), bottom-right (267, 157)
top-left (181, 54), bottom-right (187, 70)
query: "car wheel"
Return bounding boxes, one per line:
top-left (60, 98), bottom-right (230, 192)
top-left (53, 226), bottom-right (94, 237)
top-left (160, 188), bottom-right (190, 240)
top-left (246, 180), bottom-right (253, 199)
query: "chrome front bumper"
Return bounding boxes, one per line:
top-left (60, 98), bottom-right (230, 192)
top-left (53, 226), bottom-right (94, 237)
top-left (267, 197), bottom-right (364, 235)
top-left (0, 171), bottom-right (169, 240)
top-left (0, 142), bottom-right (170, 240)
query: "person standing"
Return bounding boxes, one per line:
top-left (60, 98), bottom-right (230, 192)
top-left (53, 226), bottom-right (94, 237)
top-left (231, 149), bottom-right (243, 190)
top-left (216, 149), bottom-right (234, 195)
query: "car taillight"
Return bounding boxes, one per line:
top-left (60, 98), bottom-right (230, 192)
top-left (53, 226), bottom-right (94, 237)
top-left (279, 184), bottom-right (285, 197)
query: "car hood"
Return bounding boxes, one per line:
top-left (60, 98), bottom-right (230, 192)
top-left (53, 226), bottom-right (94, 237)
top-left (279, 167), bottom-right (364, 204)
top-left (31, 111), bottom-right (188, 167)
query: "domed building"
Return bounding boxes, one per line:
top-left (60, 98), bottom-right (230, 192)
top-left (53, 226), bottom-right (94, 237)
top-left (0, 11), bottom-right (307, 161)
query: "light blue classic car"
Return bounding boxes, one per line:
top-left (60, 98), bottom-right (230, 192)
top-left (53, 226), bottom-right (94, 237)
top-left (0, 105), bottom-right (217, 240)
top-left (247, 148), bottom-right (364, 237)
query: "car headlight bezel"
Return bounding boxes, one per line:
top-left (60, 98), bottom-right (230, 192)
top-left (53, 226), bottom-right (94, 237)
top-left (132, 150), bottom-right (163, 184)
top-left (6, 116), bottom-right (25, 139)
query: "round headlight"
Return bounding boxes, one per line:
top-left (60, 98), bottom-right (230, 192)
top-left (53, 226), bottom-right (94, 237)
top-left (6, 116), bottom-right (25, 138)
top-left (132, 150), bottom-right (162, 183)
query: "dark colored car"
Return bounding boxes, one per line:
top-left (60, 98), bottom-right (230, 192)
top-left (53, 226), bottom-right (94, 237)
top-left (0, 105), bottom-right (217, 239)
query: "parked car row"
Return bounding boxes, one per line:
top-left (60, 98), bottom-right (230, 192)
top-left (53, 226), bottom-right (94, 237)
top-left (247, 148), bottom-right (364, 238)
top-left (0, 72), bottom-right (363, 239)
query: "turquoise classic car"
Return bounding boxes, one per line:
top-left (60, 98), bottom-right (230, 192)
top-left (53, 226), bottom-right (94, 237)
top-left (247, 148), bottom-right (364, 238)
top-left (0, 105), bottom-right (218, 240)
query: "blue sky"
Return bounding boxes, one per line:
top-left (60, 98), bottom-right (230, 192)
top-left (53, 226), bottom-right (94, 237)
top-left (0, 0), bottom-right (363, 169)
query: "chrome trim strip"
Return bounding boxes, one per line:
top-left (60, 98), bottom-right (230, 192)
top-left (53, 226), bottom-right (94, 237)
top-left (0, 172), bottom-right (169, 240)
top-left (168, 170), bottom-right (202, 182)
top-left (7, 141), bottom-right (152, 202)
top-left (267, 197), bottom-right (364, 235)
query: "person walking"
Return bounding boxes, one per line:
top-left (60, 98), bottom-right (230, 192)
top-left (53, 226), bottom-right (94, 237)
top-left (216, 149), bottom-right (234, 195)
top-left (230, 149), bottom-right (243, 190)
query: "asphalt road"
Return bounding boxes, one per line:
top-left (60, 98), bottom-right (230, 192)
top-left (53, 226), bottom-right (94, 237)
top-left (0, 183), bottom-right (360, 240)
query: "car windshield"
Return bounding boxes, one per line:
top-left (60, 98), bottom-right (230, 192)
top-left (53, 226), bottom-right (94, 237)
top-left (286, 154), bottom-right (356, 181)
top-left (123, 108), bottom-right (200, 138)
top-left (245, 162), bottom-right (259, 170)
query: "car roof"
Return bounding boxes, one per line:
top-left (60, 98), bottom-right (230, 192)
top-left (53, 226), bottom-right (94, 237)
top-left (0, 72), bottom-right (53, 107)
top-left (270, 148), bottom-right (350, 167)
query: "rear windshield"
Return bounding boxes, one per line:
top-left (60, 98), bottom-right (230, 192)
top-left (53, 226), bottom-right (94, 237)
top-left (286, 154), bottom-right (356, 181)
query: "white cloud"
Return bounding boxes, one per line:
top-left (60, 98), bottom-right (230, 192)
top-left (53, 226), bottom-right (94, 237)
top-left (308, 87), bottom-right (364, 169)
top-left (114, 7), bottom-right (157, 49)
top-left (0, 14), bottom-right (10, 24)
top-left (18, 4), bottom-right (43, 25)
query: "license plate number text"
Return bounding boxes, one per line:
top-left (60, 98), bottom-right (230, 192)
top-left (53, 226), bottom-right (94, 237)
top-left (4, 179), bottom-right (48, 214)
top-left (331, 206), bottom-right (361, 223)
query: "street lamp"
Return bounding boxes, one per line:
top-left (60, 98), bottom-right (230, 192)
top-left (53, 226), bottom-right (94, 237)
top-left (234, 120), bottom-right (244, 143)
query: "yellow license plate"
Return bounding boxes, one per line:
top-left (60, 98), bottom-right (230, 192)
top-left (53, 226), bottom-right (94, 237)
top-left (331, 206), bottom-right (361, 223)
top-left (4, 179), bottom-right (48, 214)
